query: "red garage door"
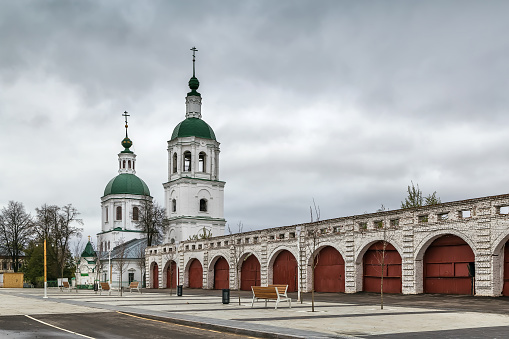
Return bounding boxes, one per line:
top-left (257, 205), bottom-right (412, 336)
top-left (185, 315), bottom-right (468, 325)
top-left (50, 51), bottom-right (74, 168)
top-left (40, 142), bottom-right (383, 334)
top-left (214, 257), bottom-right (229, 289)
top-left (188, 259), bottom-right (203, 289)
top-left (503, 241), bottom-right (509, 296)
top-left (241, 254), bottom-right (261, 291)
top-left (363, 242), bottom-right (402, 294)
top-left (273, 250), bottom-right (298, 292)
top-left (424, 235), bottom-right (474, 295)
top-left (314, 246), bottom-right (345, 292)
top-left (152, 263), bottom-right (159, 289)
top-left (166, 260), bottom-right (177, 289)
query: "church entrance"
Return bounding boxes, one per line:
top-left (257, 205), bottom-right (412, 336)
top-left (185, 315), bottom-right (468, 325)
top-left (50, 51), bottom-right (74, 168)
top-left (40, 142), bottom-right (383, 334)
top-left (166, 260), bottom-right (177, 289)
top-left (423, 235), bottom-right (474, 295)
top-left (214, 257), bottom-right (229, 289)
top-left (363, 242), bottom-right (402, 294)
top-left (314, 246), bottom-right (345, 292)
top-left (272, 250), bottom-right (298, 292)
top-left (188, 259), bottom-right (203, 289)
top-left (241, 254), bottom-right (261, 291)
top-left (152, 263), bottom-right (159, 289)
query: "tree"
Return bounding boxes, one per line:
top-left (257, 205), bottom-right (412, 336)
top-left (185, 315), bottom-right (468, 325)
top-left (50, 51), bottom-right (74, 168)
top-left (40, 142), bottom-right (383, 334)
top-left (306, 199), bottom-right (321, 312)
top-left (114, 239), bottom-right (128, 297)
top-left (135, 240), bottom-right (147, 288)
top-left (0, 201), bottom-right (33, 272)
top-left (373, 222), bottom-right (395, 310)
top-left (34, 204), bottom-right (83, 279)
top-left (401, 182), bottom-right (441, 208)
top-left (133, 198), bottom-right (168, 246)
top-left (228, 222), bottom-right (246, 305)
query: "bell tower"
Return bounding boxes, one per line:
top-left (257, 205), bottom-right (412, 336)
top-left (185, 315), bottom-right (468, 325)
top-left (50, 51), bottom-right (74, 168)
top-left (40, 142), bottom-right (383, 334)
top-left (163, 48), bottom-right (226, 243)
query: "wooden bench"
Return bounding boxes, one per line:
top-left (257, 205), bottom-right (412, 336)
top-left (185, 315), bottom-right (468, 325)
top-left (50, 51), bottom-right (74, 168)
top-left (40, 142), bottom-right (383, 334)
top-left (99, 282), bottom-right (119, 296)
top-left (251, 285), bottom-right (291, 309)
top-left (61, 281), bottom-right (77, 293)
top-left (129, 281), bottom-right (141, 293)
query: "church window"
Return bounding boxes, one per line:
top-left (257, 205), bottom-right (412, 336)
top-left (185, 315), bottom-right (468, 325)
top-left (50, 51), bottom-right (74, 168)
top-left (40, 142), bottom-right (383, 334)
top-left (183, 151), bottom-right (192, 171)
top-left (105, 207), bottom-right (108, 222)
top-left (108, 241), bottom-right (111, 251)
top-left (170, 238), bottom-right (175, 244)
top-left (116, 206), bottom-right (122, 220)
top-left (199, 199), bottom-right (207, 212)
top-left (132, 207), bottom-right (139, 221)
top-left (172, 199), bottom-right (176, 212)
top-left (100, 242), bottom-right (103, 252)
top-left (123, 160), bottom-right (126, 168)
top-left (198, 152), bottom-right (206, 172)
top-left (128, 160), bottom-right (131, 169)
top-left (133, 162), bottom-right (135, 170)
top-left (173, 153), bottom-right (177, 173)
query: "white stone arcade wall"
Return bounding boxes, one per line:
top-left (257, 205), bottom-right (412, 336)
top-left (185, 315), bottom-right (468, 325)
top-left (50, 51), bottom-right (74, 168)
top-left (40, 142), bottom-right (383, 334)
top-left (146, 193), bottom-right (509, 297)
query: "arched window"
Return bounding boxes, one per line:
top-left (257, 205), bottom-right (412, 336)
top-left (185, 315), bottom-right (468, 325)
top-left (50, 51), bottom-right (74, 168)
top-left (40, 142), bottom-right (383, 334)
top-left (128, 160), bottom-right (131, 169)
top-left (172, 199), bottom-right (177, 212)
top-left (199, 152), bottom-right (206, 172)
top-left (173, 153), bottom-right (177, 173)
top-left (132, 206), bottom-right (139, 221)
top-left (199, 199), bottom-right (207, 212)
top-left (170, 238), bottom-right (175, 244)
top-left (183, 151), bottom-right (192, 172)
top-left (123, 160), bottom-right (126, 169)
top-left (116, 206), bottom-right (122, 220)
top-left (105, 206), bottom-right (108, 222)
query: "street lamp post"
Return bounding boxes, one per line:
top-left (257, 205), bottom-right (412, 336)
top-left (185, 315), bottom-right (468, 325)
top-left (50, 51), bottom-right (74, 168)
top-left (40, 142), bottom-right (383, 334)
top-left (43, 239), bottom-right (48, 299)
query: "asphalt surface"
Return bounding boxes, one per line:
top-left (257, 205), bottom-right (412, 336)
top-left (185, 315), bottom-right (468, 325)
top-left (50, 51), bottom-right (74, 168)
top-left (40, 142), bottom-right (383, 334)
top-left (2, 288), bottom-right (509, 338)
top-left (0, 312), bottom-right (259, 339)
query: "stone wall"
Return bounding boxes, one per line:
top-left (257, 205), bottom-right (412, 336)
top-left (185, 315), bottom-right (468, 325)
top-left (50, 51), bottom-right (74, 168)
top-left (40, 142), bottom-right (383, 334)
top-left (146, 193), bottom-right (509, 296)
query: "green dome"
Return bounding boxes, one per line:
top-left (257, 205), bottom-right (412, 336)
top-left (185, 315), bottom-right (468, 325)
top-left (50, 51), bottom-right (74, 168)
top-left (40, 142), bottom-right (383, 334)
top-left (81, 241), bottom-right (96, 258)
top-left (171, 118), bottom-right (216, 141)
top-left (104, 173), bottom-right (150, 196)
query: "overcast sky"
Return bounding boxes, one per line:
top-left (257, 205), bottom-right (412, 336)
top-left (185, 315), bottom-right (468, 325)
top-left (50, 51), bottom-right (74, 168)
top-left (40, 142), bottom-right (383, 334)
top-left (1, 1), bottom-right (509, 241)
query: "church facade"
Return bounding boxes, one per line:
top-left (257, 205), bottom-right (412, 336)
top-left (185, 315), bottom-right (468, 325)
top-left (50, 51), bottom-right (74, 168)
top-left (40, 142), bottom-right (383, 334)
top-left (145, 55), bottom-right (509, 298)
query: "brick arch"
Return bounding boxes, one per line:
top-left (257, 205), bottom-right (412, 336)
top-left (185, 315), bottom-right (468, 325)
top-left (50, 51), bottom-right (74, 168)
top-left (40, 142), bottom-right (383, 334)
top-left (163, 259), bottom-right (177, 289)
top-left (240, 253), bottom-right (261, 291)
top-left (491, 232), bottom-right (509, 296)
top-left (355, 238), bottom-right (404, 265)
top-left (269, 249), bottom-right (298, 292)
top-left (415, 230), bottom-right (476, 261)
top-left (423, 234), bottom-right (475, 295)
top-left (185, 257), bottom-right (203, 289)
top-left (213, 256), bottom-right (229, 289)
top-left (309, 245), bottom-right (345, 292)
top-left (363, 241), bottom-right (402, 294)
top-left (149, 261), bottom-right (159, 289)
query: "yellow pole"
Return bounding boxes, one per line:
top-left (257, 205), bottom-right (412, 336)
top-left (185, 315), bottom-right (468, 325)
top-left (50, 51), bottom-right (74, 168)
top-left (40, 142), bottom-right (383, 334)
top-left (43, 239), bottom-right (48, 299)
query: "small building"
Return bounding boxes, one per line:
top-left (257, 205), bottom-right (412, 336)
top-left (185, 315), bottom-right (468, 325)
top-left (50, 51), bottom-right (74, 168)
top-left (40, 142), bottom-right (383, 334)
top-left (76, 239), bottom-right (97, 287)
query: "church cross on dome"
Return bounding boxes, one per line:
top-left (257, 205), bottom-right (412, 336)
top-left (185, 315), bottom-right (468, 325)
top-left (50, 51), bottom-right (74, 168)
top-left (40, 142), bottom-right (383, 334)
top-left (122, 111), bottom-right (130, 138)
top-left (191, 46), bottom-right (198, 77)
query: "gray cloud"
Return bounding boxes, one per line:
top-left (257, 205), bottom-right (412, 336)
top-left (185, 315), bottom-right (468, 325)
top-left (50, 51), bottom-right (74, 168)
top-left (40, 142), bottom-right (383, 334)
top-left (1, 1), bottom-right (509, 238)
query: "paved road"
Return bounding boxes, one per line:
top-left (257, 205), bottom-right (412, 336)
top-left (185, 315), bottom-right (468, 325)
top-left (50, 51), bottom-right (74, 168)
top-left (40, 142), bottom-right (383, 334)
top-left (0, 311), bottom-right (259, 339)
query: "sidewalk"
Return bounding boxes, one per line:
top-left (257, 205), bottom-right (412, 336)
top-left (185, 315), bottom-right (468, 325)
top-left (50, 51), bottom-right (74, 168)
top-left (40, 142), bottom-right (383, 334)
top-left (2, 288), bottom-right (509, 338)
